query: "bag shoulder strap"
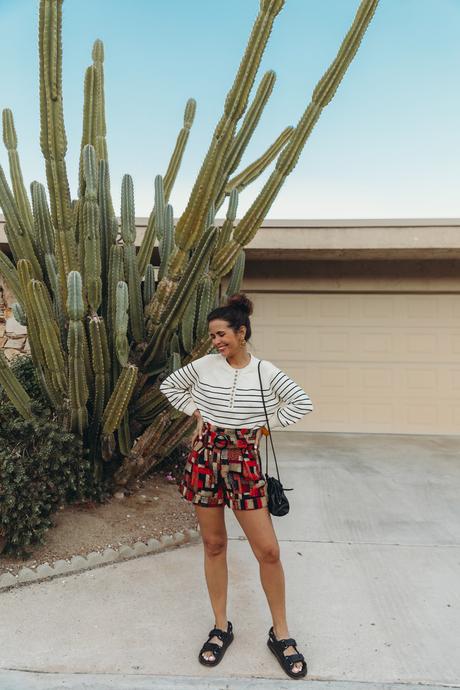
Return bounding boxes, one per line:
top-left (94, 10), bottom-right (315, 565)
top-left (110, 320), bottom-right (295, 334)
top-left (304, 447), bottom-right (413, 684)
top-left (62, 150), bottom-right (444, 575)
top-left (257, 360), bottom-right (282, 482)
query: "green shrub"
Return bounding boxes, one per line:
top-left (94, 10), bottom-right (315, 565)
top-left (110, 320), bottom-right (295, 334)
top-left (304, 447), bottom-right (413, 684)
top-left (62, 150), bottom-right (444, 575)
top-left (0, 355), bottom-right (111, 559)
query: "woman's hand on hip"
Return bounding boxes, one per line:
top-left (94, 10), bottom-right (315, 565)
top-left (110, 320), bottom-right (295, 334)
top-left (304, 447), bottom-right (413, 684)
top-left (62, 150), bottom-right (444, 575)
top-left (191, 409), bottom-right (204, 445)
top-left (254, 426), bottom-right (268, 450)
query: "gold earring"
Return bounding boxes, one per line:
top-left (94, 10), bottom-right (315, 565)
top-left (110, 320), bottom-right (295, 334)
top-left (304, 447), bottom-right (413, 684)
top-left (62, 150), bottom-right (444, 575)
top-left (241, 338), bottom-right (246, 345)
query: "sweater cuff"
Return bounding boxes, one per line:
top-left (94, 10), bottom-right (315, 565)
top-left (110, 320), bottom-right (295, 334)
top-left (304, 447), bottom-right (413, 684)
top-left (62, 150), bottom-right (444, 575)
top-left (267, 411), bottom-right (283, 430)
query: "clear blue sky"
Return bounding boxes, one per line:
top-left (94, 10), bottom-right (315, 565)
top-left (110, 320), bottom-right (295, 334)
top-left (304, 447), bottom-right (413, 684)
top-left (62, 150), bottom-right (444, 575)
top-left (0, 0), bottom-right (459, 219)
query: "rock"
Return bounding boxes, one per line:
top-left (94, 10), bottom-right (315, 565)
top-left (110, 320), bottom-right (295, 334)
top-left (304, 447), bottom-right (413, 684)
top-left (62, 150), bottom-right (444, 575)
top-left (160, 534), bottom-right (174, 548)
top-left (69, 555), bottom-right (88, 571)
top-left (53, 559), bottom-right (70, 574)
top-left (17, 567), bottom-right (39, 583)
top-left (36, 564), bottom-right (55, 578)
top-left (5, 316), bottom-right (27, 336)
top-left (133, 541), bottom-right (148, 556)
top-left (4, 339), bottom-right (23, 348)
top-left (3, 349), bottom-right (21, 361)
top-left (146, 538), bottom-right (162, 552)
top-left (185, 528), bottom-right (200, 540)
top-left (86, 551), bottom-right (104, 566)
top-left (0, 572), bottom-right (17, 588)
top-left (101, 548), bottom-right (118, 563)
top-left (118, 544), bottom-right (135, 559)
top-left (114, 491), bottom-right (125, 499)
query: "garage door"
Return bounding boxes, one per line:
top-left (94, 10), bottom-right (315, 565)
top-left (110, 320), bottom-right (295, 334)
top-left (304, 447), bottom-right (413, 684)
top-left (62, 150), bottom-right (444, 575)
top-left (248, 292), bottom-right (460, 435)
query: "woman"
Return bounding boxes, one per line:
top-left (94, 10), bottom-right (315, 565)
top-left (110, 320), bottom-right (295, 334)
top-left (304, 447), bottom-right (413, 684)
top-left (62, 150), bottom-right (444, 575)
top-left (159, 292), bottom-right (314, 679)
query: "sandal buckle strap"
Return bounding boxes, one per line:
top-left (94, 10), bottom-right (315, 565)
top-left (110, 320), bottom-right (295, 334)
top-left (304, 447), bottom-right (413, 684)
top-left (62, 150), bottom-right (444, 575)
top-left (201, 641), bottom-right (223, 654)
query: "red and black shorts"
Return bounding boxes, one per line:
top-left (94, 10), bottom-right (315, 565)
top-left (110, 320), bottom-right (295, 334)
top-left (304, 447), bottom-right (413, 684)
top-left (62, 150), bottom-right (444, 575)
top-left (178, 421), bottom-right (268, 510)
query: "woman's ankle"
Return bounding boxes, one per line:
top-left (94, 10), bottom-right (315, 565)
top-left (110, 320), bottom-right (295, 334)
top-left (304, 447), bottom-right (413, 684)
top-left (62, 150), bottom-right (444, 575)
top-left (273, 624), bottom-right (289, 639)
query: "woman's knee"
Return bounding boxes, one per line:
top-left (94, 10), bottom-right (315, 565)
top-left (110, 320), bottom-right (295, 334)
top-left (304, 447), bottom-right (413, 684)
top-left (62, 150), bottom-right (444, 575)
top-left (257, 543), bottom-right (280, 564)
top-left (202, 535), bottom-right (228, 557)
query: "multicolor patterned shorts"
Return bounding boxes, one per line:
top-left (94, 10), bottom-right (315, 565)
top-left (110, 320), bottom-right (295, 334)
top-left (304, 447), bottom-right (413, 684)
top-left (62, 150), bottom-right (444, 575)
top-left (178, 421), bottom-right (268, 510)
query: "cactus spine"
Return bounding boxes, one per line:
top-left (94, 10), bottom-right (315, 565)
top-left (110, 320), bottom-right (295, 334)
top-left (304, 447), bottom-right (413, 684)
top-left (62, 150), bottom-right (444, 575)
top-left (0, 350), bottom-right (33, 419)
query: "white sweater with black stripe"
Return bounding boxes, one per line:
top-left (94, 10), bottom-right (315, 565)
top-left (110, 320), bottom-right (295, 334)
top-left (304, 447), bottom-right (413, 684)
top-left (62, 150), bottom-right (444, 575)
top-left (159, 352), bottom-right (313, 430)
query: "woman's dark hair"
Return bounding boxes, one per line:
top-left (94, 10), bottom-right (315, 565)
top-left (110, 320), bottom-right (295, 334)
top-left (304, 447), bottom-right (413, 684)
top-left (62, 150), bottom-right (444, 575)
top-left (207, 292), bottom-right (254, 341)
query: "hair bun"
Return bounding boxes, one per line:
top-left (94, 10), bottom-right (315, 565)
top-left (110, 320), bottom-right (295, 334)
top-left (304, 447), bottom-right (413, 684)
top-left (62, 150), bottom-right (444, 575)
top-left (226, 292), bottom-right (253, 316)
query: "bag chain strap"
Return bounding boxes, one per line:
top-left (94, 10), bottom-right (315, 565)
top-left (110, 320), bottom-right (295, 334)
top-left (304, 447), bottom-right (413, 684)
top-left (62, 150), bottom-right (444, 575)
top-left (257, 360), bottom-right (282, 482)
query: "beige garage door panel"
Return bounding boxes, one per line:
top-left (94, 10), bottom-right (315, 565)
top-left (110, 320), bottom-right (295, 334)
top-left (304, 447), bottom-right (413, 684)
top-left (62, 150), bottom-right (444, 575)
top-left (249, 293), bottom-right (460, 435)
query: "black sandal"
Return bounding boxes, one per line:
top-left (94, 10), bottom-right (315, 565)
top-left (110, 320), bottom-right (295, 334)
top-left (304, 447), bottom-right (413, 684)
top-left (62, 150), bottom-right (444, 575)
top-left (198, 621), bottom-right (234, 666)
top-left (267, 626), bottom-right (308, 679)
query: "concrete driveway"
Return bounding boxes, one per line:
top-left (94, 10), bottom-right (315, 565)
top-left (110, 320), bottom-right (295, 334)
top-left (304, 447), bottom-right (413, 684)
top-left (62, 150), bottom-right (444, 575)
top-left (1, 430), bottom-right (459, 690)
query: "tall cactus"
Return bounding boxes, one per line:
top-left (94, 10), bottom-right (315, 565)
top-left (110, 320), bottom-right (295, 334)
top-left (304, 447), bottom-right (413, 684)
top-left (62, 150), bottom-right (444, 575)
top-left (0, 0), bottom-right (379, 492)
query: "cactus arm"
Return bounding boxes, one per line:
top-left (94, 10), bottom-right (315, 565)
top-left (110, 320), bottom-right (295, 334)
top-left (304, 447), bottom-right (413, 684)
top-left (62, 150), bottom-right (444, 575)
top-left (214, 189), bottom-right (238, 255)
top-left (67, 318), bottom-right (89, 434)
top-left (2, 109), bottom-right (34, 235)
top-left (224, 248), bottom-right (245, 298)
top-left (45, 253), bottom-right (66, 347)
top-left (171, 0), bottom-right (285, 262)
top-left (82, 145), bottom-right (102, 312)
top-left (67, 270), bottom-right (92, 427)
top-left (141, 226), bottom-right (217, 369)
top-left (136, 174), bottom-right (164, 279)
top-left (156, 414), bottom-right (196, 458)
top-left (117, 409), bottom-right (132, 457)
top-left (12, 302), bottom-right (27, 326)
top-left (98, 159), bottom-right (115, 321)
top-left (163, 98), bottom-right (196, 200)
top-left (28, 278), bottom-right (67, 402)
top-left (133, 386), bottom-right (168, 423)
top-left (214, 70), bottom-right (276, 210)
top-left (31, 181), bottom-right (55, 270)
top-left (142, 264), bottom-right (156, 309)
top-left (78, 65), bottom-right (97, 198)
top-left (17, 259), bottom-right (48, 373)
top-left (225, 125), bottom-right (293, 195)
top-left (115, 280), bottom-right (129, 366)
top-left (102, 364), bottom-right (138, 435)
top-left (213, 0), bottom-right (379, 279)
top-left (120, 174), bottom-right (144, 342)
top-left (39, 0), bottom-right (72, 234)
top-left (107, 244), bottom-right (125, 350)
top-left (92, 39), bottom-right (108, 162)
top-left (0, 167), bottom-right (43, 280)
top-left (124, 244), bottom-right (144, 343)
top-left (88, 315), bottom-right (109, 455)
top-left (16, 259), bottom-right (64, 410)
top-left (0, 350), bottom-right (34, 419)
top-left (195, 273), bottom-right (218, 341)
top-left (0, 250), bottom-right (23, 304)
top-left (158, 204), bottom-right (175, 282)
top-left (39, 0), bottom-right (77, 311)
top-left (223, 70), bottom-right (276, 179)
top-left (120, 174), bottom-right (136, 245)
top-left (179, 284), bottom-right (197, 354)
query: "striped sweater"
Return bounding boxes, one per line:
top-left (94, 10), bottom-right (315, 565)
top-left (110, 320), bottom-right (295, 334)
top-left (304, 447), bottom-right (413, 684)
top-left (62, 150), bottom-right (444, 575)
top-left (159, 352), bottom-right (313, 430)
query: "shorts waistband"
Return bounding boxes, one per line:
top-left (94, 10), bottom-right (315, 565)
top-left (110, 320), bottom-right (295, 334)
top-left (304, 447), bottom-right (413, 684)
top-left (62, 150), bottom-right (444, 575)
top-left (202, 420), bottom-right (257, 442)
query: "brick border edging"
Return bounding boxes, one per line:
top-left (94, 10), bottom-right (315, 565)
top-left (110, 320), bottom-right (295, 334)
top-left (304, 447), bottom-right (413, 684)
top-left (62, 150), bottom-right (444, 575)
top-left (0, 527), bottom-right (201, 592)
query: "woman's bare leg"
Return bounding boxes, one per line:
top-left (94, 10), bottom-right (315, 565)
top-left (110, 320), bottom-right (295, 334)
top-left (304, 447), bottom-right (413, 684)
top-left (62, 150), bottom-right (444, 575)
top-left (233, 506), bottom-right (304, 674)
top-left (194, 504), bottom-right (228, 661)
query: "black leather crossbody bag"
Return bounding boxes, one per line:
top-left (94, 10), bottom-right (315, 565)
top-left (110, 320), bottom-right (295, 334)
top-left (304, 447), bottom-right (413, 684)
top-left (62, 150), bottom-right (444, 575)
top-left (257, 360), bottom-right (293, 517)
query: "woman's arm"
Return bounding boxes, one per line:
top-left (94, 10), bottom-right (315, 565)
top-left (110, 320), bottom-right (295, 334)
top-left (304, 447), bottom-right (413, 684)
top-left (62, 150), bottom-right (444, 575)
top-left (266, 368), bottom-right (314, 430)
top-left (159, 362), bottom-right (199, 416)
